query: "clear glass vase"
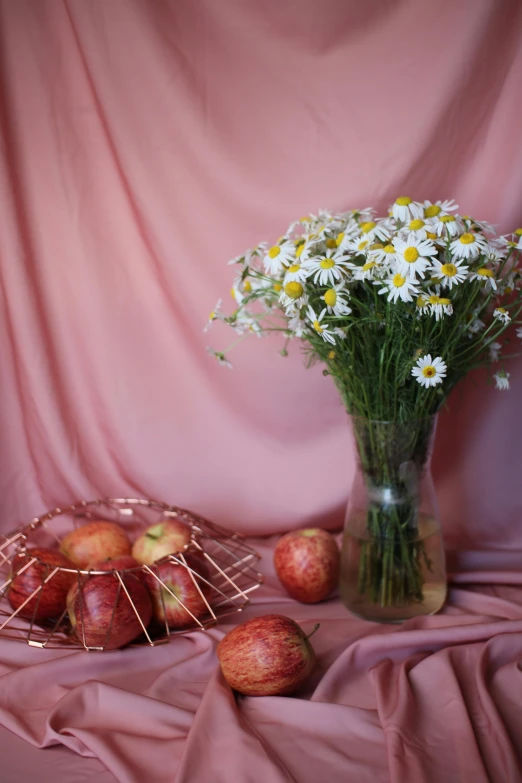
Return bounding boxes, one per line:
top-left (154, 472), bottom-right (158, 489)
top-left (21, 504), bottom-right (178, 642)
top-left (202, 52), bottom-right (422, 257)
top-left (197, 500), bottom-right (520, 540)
top-left (339, 416), bottom-right (447, 623)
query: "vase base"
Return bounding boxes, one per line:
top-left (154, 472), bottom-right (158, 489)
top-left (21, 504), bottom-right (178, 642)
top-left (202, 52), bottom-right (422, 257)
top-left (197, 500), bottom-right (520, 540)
top-left (340, 582), bottom-right (447, 623)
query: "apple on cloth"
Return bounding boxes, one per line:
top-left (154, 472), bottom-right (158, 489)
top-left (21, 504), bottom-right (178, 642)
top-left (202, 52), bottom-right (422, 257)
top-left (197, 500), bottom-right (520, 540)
top-left (273, 528), bottom-right (340, 603)
top-left (217, 614), bottom-right (317, 696)
top-left (8, 547), bottom-right (76, 621)
top-left (132, 518), bottom-right (193, 566)
top-left (144, 551), bottom-right (212, 629)
top-left (60, 520), bottom-right (131, 569)
top-left (67, 560), bottom-right (152, 650)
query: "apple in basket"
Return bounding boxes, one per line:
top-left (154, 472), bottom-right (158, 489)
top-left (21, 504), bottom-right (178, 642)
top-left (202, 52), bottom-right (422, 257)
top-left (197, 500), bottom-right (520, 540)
top-left (8, 547), bottom-right (76, 621)
top-left (273, 528), bottom-right (340, 604)
top-left (132, 518), bottom-right (193, 566)
top-left (67, 560), bottom-right (152, 650)
top-left (60, 521), bottom-right (132, 569)
top-left (217, 614), bottom-right (318, 696)
top-left (144, 552), bottom-right (212, 629)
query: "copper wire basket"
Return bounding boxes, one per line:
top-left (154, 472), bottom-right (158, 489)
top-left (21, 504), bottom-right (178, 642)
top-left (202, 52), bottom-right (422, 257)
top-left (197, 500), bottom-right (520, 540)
top-left (0, 498), bottom-right (263, 650)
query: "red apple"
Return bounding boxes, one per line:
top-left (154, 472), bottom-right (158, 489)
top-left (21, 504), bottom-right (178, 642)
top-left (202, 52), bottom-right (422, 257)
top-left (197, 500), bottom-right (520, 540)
top-left (217, 614), bottom-right (317, 696)
top-left (8, 547), bottom-right (76, 621)
top-left (132, 518), bottom-right (193, 566)
top-left (67, 569), bottom-right (152, 650)
top-left (144, 552), bottom-right (211, 629)
top-left (273, 528), bottom-right (340, 603)
top-left (60, 520), bottom-right (131, 569)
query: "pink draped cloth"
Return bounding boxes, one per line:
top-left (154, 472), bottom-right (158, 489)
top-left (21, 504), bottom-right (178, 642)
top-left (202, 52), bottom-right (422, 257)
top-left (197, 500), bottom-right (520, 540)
top-left (0, 0), bottom-right (521, 780)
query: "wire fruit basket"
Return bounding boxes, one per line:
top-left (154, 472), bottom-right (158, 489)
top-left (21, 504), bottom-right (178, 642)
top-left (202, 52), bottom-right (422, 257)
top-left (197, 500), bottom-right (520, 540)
top-left (0, 498), bottom-right (263, 651)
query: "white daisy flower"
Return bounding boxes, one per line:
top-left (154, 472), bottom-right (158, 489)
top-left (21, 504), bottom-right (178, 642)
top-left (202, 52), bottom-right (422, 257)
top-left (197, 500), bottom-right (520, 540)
top-left (357, 219), bottom-right (392, 243)
top-left (353, 260), bottom-right (382, 281)
top-left (378, 273), bottom-right (420, 304)
top-left (494, 370), bottom-right (510, 390)
top-left (432, 213), bottom-right (463, 238)
top-left (203, 299), bottom-right (224, 332)
top-left (346, 235), bottom-right (373, 255)
top-left (368, 242), bottom-right (399, 265)
top-left (279, 281), bottom-right (308, 311)
top-left (493, 307), bottom-right (511, 324)
top-left (428, 295), bottom-right (453, 321)
top-left (231, 313), bottom-right (263, 337)
top-left (411, 354), bottom-right (447, 388)
top-left (462, 216), bottom-right (496, 234)
top-left (302, 250), bottom-right (350, 286)
top-left (400, 218), bottom-right (433, 241)
top-left (393, 234), bottom-right (437, 279)
top-left (306, 305), bottom-right (336, 344)
top-left (430, 258), bottom-right (469, 289)
top-left (391, 197), bottom-right (424, 222)
top-left (334, 223), bottom-right (360, 252)
top-left (469, 267), bottom-right (497, 290)
top-left (449, 231), bottom-right (487, 259)
top-left (228, 243), bottom-right (267, 267)
top-left (489, 342), bottom-right (502, 362)
top-left (516, 327), bottom-right (522, 339)
top-left (416, 294), bottom-right (430, 313)
top-left (423, 199), bottom-right (458, 218)
top-left (263, 240), bottom-right (295, 275)
top-left (283, 263), bottom-right (308, 284)
top-left (322, 284), bottom-right (352, 316)
top-left (206, 347), bottom-right (233, 369)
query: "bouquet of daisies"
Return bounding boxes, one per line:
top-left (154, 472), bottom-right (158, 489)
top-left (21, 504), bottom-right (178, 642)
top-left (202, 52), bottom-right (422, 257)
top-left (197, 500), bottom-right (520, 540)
top-left (207, 197), bottom-right (522, 608)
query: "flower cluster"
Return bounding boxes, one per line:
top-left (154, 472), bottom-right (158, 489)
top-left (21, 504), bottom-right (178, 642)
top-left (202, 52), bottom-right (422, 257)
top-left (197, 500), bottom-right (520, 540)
top-left (208, 198), bottom-right (521, 418)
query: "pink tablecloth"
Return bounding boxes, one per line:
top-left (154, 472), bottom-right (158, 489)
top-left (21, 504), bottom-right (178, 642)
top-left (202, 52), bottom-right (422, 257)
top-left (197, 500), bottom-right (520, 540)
top-left (0, 538), bottom-right (521, 783)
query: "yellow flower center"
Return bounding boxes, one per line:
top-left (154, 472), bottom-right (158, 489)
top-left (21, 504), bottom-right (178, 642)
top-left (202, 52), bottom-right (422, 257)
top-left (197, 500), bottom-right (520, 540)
top-left (362, 261), bottom-right (376, 272)
top-left (497, 307), bottom-right (507, 314)
top-left (326, 238), bottom-right (337, 249)
top-left (459, 232), bottom-right (475, 244)
top-left (409, 219), bottom-right (425, 230)
top-left (515, 228), bottom-right (522, 236)
top-left (357, 240), bottom-right (369, 251)
top-left (441, 263), bottom-right (457, 277)
top-left (328, 350), bottom-right (336, 360)
top-left (320, 257), bottom-right (335, 269)
top-left (477, 268), bottom-right (493, 278)
top-left (429, 295), bottom-right (440, 305)
top-left (209, 310), bottom-right (216, 320)
top-left (396, 197), bottom-right (412, 206)
top-left (508, 241), bottom-right (518, 247)
top-left (403, 247), bottom-right (419, 263)
top-left (426, 231), bottom-right (437, 240)
top-left (422, 366), bottom-right (436, 378)
top-left (230, 288), bottom-right (236, 300)
top-left (424, 205), bottom-right (441, 218)
top-left (243, 280), bottom-right (252, 292)
top-left (296, 244), bottom-right (304, 257)
top-left (313, 320), bottom-right (323, 333)
top-left (440, 215), bottom-right (456, 223)
top-left (284, 282), bottom-right (304, 299)
top-left (273, 283), bottom-right (282, 291)
top-left (384, 244), bottom-right (395, 254)
top-left (393, 273), bottom-right (406, 288)
top-left (438, 298), bottom-right (451, 305)
top-left (268, 246), bottom-right (281, 258)
top-left (416, 296), bottom-right (427, 307)
top-left (335, 232), bottom-right (345, 246)
top-left (370, 242), bottom-right (383, 250)
top-left (287, 264), bottom-right (301, 273)
top-left (361, 221), bottom-right (376, 233)
top-left (324, 289), bottom-right (337, 306)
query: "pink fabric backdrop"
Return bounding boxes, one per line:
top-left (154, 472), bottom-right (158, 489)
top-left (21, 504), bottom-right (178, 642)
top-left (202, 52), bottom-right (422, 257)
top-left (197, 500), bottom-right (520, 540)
top-left (0, 1), bottom-right (521, 781)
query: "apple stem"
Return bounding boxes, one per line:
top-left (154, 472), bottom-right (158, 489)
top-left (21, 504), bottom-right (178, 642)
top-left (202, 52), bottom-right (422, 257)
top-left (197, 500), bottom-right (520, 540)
top-left (304, 623), bottom-right (320, 641)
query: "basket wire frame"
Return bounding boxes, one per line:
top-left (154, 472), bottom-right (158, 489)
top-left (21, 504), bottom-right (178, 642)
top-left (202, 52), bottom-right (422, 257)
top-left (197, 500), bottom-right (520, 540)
top-left (0, 498), bottom-right (263, 650)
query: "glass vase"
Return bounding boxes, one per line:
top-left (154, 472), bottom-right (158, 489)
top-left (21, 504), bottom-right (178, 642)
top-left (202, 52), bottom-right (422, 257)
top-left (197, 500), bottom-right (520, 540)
top-left (339, 416), bottom-right (447, 623)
